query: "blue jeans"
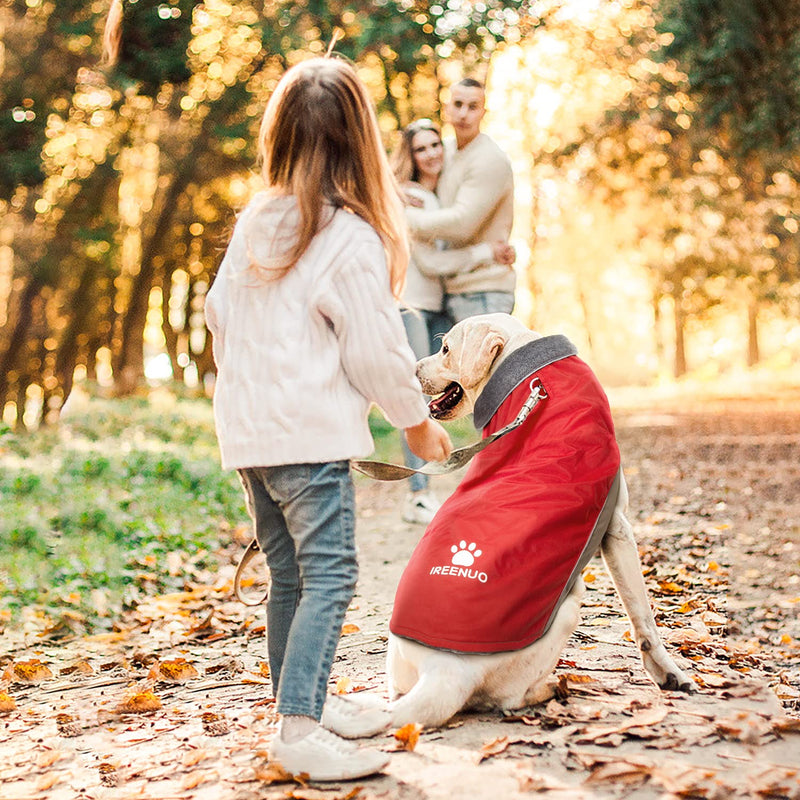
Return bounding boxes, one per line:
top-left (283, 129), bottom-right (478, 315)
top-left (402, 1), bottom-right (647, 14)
top-left (401, 308), bottom-right (453, 492)
top-left (446, 291), bottom-right (515, 323)
top-left (238, 462), bottom-right (358, 719)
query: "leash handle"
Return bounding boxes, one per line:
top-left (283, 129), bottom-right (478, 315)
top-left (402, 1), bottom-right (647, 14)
top-left (352, 377), bottom-right (547, 482)
top-left (233, 538), bottom-right (270, 606)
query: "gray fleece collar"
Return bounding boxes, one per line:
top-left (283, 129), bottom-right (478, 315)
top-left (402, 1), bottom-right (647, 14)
top-left (472, 335), bottom-right (577, 429)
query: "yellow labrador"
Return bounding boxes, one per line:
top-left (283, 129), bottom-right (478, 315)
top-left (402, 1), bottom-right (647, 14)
top-left (387, 313), bottom-right (691, 728)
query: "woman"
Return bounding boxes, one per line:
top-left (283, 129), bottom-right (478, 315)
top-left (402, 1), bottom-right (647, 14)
top-left (392, 119), bottom-right (511, 525)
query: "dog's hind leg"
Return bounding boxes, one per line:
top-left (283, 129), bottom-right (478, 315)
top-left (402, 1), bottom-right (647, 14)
top-left (600, 476), bottom-right (693, 692)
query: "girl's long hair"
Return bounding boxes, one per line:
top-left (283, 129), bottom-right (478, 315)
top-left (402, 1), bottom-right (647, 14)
top-left (258, 57), bottom-right (409, 298)
top-left (391, 119), bottom-right (442, 185)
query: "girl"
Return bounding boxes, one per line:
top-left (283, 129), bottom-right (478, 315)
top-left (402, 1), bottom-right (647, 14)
top-left (392, 119), bottom-right (513, 525)
top-left (205, 58), bottom-right (451, 781)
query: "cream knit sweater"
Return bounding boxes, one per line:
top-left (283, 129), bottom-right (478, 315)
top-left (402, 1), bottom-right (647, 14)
top-left (205, 193), bottom-right (430, 470)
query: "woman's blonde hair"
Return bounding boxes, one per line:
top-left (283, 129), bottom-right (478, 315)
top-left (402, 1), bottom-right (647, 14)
top-left (258, 57), bottom-right (409, 298)
top-left (391, 119), bottom-right (442, 185)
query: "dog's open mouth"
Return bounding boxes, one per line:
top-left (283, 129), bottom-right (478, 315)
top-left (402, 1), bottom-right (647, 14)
top-left (428, 382), bottom-right (464, 418)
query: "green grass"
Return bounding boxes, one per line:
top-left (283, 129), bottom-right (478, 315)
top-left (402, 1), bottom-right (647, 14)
top-left (0, 387), bottom-right (478, 631)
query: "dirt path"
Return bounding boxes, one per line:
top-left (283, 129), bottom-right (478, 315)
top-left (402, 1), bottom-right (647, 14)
top-left (1, 396), bottom-right (799, 799)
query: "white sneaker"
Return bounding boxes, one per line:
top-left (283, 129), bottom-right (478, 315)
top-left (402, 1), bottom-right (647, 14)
top-left (269, 723), bottom-right (390, 781)
top-left (402, 491), bottom-right (441, 525)
top-left (321, 692), bottom-right (391, 739)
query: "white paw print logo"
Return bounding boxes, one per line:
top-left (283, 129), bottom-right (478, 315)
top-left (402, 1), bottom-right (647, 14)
top-left (451, 541), bottom-right (482, 567)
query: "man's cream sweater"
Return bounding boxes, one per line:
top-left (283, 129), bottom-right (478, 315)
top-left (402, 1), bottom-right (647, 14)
top-left (205, 193), bottom-right (429, 470)
top-left (406, 132), bottom-right (515, 296)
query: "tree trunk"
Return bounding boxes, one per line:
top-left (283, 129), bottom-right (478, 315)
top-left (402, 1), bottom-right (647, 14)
top-left (673, 293), bottom-right (687, 378)
top-left (160, 265), bottom-right (184, 383)
top-left (747, 298), bottom-right (760, 366)
top-left (0, 276), bottom-right (42, 411)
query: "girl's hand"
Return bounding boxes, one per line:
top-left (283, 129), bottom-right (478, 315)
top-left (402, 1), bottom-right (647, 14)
top-left (404, 418), bottom-right (452, 462)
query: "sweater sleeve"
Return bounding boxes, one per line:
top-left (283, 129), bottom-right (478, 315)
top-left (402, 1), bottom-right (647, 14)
top-left (405, 151), bottom-right (512, 244)
top-left (412, 241), bottom-right (494, 278)
top-left (204, 240), bottom-right (237, 368)
top-left (316, 234), bottom-right (430, 430)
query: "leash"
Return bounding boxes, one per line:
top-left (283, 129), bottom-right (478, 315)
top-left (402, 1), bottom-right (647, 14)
top-left (233, 377), bottom-right (548, 605)
top-left (352, 377), bottom-right (548, 480)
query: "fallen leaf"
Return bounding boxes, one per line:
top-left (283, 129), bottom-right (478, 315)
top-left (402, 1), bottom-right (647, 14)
top-left (341, 623), bottom-right (361, 635)
top-left (0, 691), bottom-right (16, 713)
top-left (116, 685), bottom-right (162, 714)
top-left (577, 706), bottom-right (669, 743)
top-left (3, 659), bottom-right (53, 684)
top-left (255, 761), bottom-right (296, 785)
top-left (98, 762), bottom-right (119, 787)
top-left (201, 711), bottom-right (231, 736)
top-left (584, 759), bottom-right (652, 786)
top-left (37, 749), bottom-right (69, 769)
top-left (55, 713), bottom-right (81, 737)
top-left (392, 722), bottom-right (422, 752)
top-left (59, 660), bottom-right (94, 676)
top-left (477, 735), bottom-right (510, 762)
top-left (181, 769), bottom-right (219, 790)
top-left (149, 657), bottom-right (199, 682)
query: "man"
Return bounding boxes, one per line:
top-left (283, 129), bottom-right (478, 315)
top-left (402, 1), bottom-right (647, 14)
top-left (405, 78), bottom-right (516, 323)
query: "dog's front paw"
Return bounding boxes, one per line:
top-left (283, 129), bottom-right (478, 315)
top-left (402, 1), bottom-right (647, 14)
top-left (659, 671), bottom-right (694, 693)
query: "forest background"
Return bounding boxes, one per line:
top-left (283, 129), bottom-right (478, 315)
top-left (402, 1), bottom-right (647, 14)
top-left (1, 0), bottom-right (799, 432)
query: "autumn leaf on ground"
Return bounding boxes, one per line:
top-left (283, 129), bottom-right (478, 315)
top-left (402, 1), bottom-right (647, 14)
top-left (59, 659), bottom-right (94, 676)
top-left (649, 763), bottom-right (723, 796)
top-left (390, 723), bottom-right (422, 752)
top-left (55, 713), bottom-right (81, 737)
top-left (115, 683), bottom-right (163, 714)
top-left (477, 735), bottom-right (510, 762)
top-left (201, 711), bottom-right (231, 736)
top-left (181, 769), bottom-right (219, 790)
top-left (584, 759), bottom-right (652, 787)
top-left (3, 659), bottom-right (53, 684)
top-left (148, 657), bottom-right (199, 682)
top-left (341, 623), bottom-right (360, 635)
top-left (334, 676), bottom-right (351, 694)
top-left (577, 706), bottom-right (669, 743)
top-left (254, 761), bottom-right (299, 785)
top-left (0, 690), bottom-right (16, 713)
top-left (98, 763), bottom-right (119, 787)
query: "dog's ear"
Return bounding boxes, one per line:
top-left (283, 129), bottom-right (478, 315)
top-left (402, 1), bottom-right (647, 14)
top-left (458, 322), bottom-right (508, 389)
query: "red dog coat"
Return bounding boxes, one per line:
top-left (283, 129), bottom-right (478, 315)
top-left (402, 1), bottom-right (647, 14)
top-left (390, 335), bottom-right (621, 653)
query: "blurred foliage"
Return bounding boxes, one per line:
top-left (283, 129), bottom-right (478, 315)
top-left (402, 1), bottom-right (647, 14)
top-left (486, 0), bottom-right (800, 379)
top-left (0, 0), bottom-right (534, 429)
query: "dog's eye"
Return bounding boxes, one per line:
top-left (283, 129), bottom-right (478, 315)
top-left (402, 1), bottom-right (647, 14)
top-left (441, 344), bottom-right (449, 355)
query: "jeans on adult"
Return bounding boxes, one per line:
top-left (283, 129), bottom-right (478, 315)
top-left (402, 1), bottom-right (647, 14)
top-left (401, 308), bottom-right (453, 492)
top-left (445, 290), bottom-right (515, 324)
top-left (238, 461), bottom-right (358, 720)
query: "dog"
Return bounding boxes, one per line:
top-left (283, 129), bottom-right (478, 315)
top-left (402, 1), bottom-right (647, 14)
top-left (387, 313), bottom-right (692, 728)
